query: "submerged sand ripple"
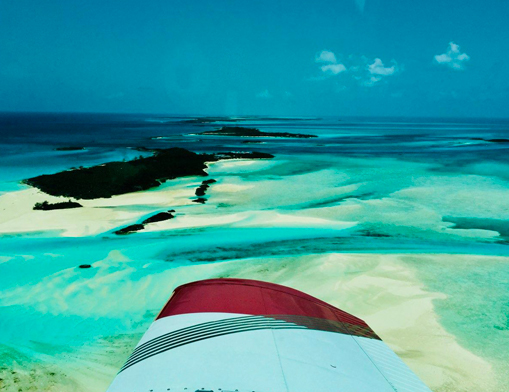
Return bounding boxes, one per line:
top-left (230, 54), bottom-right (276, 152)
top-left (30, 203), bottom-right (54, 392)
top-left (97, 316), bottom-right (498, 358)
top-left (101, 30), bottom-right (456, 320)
top-left (2, 252), bottom-right (503, 391)
top-left (2, 157), bottom-right (509, 391)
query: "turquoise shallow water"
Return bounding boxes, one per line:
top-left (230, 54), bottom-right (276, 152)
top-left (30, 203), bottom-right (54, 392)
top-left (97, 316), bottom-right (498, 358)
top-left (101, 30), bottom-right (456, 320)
top-left (405, 254), bottom-right (509, 377)
top-left (1, 114), bottom-right (509, 391)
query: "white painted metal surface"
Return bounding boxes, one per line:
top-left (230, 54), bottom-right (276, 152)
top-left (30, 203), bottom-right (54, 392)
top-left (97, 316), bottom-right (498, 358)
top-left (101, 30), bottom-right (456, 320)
top-left (107, 312), bottom-right (432, 392)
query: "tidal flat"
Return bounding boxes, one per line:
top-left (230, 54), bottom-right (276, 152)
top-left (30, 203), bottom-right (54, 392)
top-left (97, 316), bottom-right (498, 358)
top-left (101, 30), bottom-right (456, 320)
top-left (0, 113), bottom-right (508, 391)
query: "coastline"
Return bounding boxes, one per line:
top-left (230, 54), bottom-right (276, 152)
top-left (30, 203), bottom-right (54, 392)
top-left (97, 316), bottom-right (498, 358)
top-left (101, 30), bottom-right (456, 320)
top-left (1, 253), bottom-right (500, 391)
top-left (1, 123), bottom-right (508, 392)
top-left (0, 158), bottom-right (282, 237)
top-left (0, 180), bottom-right (194, 237)
top-left (201, 253), bottom-right (498, 392)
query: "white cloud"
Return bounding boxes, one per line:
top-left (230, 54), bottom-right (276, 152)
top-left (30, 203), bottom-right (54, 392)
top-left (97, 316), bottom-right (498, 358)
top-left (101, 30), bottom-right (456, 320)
top-left (313, 50), bottom-right (399, 86)
top-left (362, 58), bottom-right (398, 86)
top-left (368, 58), bottom-right (396, 76)
top-left (256, 89), bottom-right (272, 99)
top-left (434, 42), bottom-right (470, 70)
top-left (321, 63), bottom-right (347, 75)
top-left (315, 50), bottom-right (337, 64)
top-left (315, 50), bottom-right (347, 77)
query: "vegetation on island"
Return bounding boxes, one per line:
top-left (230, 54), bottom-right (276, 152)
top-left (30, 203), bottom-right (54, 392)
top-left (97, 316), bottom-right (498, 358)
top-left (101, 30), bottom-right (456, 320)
top-left (33, 200), bottom-right (83, 211)
top-left (195, 179), bottom-right (216, 197)
top-left (194, 126), bottom-right (317, 139)
top-left (114, 209), bottom-right (177, 235)
top-left (114, 224), bottom-right (145, 235)
top-left (55, 146), bottom-right (86, 151)
top-left (142, 210), bottom-right (175, 224)
top-left (23, 148), bottom-right (273, 200)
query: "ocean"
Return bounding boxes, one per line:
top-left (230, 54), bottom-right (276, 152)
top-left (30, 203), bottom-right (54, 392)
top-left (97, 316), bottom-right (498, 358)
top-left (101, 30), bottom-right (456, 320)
top-left (0, 113), bottom-right (508, 391)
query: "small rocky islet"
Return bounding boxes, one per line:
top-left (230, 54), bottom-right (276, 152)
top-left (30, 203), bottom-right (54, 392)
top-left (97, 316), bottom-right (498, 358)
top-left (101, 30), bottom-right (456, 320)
top-left (114, 209), bottom-right (177, 235)
top-left (114, 224), bottom-right (146, 235)
top-left (142, 210), bottom-right (176, 224)
top-left (192, 179), bottom-right (217, 204)
top-left (33, 200), bottom-right (83, 211)
top-left (195, 179), bottom-right (216, 197)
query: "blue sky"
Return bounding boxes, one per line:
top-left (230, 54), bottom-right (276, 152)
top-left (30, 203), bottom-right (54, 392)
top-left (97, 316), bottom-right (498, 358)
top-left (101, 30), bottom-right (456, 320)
top-left (1, 0), bottom-right (508, 117)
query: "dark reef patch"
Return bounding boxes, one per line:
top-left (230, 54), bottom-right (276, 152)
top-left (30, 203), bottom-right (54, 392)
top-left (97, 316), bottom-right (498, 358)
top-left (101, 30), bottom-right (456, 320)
top-left (469, 138), bottom-right (509, 144)
top-left (359, 230), bottom-right (391, 238)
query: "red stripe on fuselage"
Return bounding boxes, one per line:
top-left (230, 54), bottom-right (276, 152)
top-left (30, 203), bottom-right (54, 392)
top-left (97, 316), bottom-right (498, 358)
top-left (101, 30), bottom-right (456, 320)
top-left (157, 278), bottom-right (370, 328)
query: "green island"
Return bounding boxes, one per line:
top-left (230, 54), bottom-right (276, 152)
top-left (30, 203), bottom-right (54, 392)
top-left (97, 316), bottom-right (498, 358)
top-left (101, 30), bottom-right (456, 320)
top-left (194, 126), bottom-right (317, 139)
top-left (33, 200), bottom-right (83, 211)
top-left (23, 147), bottom-right (273, 200)
top-left (114, 210), bottom-right (176, 235)
top-left (55, 146), bottom-right (86, 151)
